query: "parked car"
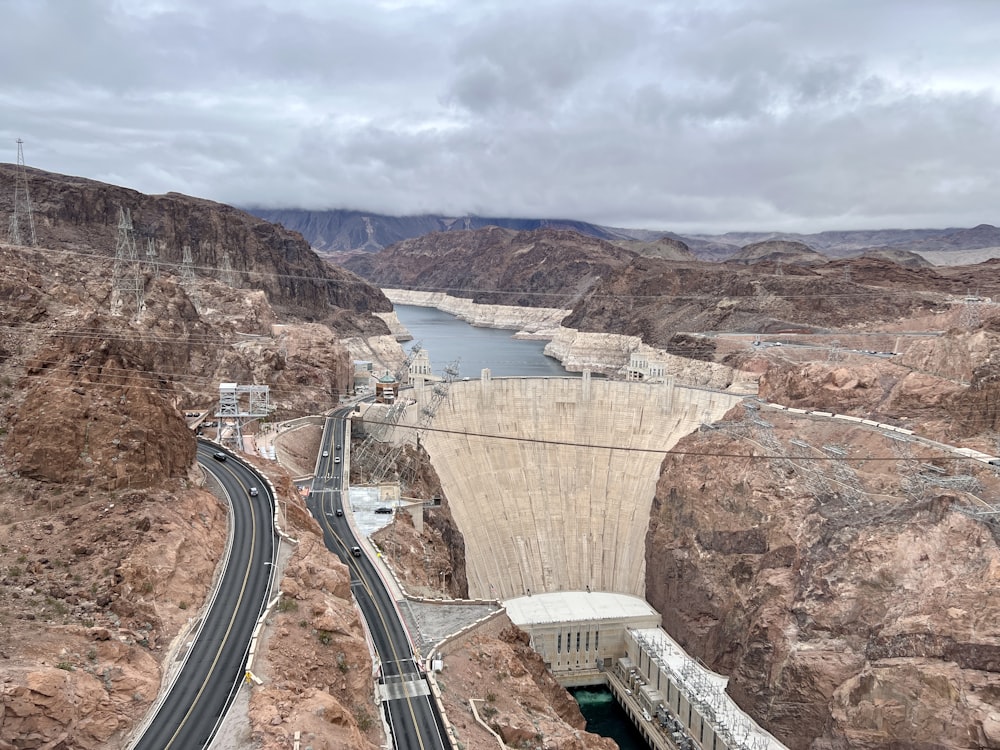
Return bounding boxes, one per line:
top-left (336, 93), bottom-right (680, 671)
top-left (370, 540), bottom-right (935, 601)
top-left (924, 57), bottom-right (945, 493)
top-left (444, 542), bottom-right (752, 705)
top-left (375, 506), bottom-right (392, 514)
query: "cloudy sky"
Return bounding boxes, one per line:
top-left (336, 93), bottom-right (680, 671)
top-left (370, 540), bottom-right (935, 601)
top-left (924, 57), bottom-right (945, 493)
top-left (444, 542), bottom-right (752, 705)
top-left (3, 0), bottom-right (999, 233)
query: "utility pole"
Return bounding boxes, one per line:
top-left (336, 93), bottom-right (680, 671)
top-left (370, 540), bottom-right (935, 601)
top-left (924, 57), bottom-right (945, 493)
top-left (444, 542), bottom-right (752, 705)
top-left (7, 139), bottom-right (37, 247)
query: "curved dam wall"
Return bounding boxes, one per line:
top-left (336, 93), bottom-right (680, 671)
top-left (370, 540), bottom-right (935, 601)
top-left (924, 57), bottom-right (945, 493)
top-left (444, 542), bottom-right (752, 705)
top-left (409, 375), bottom-right (744, 600)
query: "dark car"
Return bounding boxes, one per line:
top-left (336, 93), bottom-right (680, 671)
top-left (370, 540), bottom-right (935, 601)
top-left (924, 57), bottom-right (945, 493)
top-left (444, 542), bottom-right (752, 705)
top-left (351, 546), bottom-right (362, 557)
top-left (335, 508), bottom-right (343, 517)
top-left (212, 452), bottom-right (227, 461)
top-left (249, 487), bottom-right (259, 497)
top-left (375, 506), bottom-right (393, 514)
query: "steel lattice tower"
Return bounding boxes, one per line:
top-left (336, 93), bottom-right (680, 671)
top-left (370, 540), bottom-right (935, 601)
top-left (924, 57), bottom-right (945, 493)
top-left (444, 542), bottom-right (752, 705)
top-left (111, 206), bottom-right (146, 317)
top-left (367, 360), bottom-right (459, 485)
top-left (145, 237), bottom-right (159, 277)
top-left (219, 249), bottom-right (238, 288)
top-left (180, 244), bottom-right (196, 284)
top-left (353, 343), bottom-right (424, 477)
top-left (7, 139), bottom-right (37, 247)
top-left (216, 382), bottom-right (271, 451)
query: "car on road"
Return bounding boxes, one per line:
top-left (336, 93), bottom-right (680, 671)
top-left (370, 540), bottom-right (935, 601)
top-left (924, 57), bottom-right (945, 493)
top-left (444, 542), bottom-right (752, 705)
top-left (335, 508), bottom-right (343, 517)
top-left (334, 456), bottom-right (341, 463)
top-left (322, 450), bottom-right (329, 457)
top-left (375, 506), bottom-right (392, 514)
top-left (351, 546), bottom-right (362, 557)
top-left (249, 487), bottom-right (259, 497)
top-left (212, 452), bottom-right (227, 461)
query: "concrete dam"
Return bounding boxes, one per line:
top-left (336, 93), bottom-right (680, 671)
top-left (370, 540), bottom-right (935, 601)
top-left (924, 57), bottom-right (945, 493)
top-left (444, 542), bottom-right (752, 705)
top-left (406, 373), bottom-right (744, 601)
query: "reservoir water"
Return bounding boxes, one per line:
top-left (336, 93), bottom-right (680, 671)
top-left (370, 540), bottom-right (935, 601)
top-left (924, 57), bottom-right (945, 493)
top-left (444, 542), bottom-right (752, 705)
top-left (393, 302), bottom-right (643, 748)
top-left (392, 304), bottom-right (572, 378)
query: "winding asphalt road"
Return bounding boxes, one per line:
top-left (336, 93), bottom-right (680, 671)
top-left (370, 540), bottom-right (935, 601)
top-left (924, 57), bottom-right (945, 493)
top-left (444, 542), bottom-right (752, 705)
top-left (130, 439), bottom-right (277, 750)
top-left (307, 407), bottom-right (448, 750)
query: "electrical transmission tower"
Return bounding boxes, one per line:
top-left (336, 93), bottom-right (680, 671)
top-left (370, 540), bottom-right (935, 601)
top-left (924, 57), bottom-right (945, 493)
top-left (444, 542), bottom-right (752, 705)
top-left (180, 244), bottom-right (196, 284)
top-left (7, 138), bottom-right (37, 246)
top-left (145, 237), bottom-right (159, 277)
top-left (394, 342), bottom-right (422, 385)
top-left (353, 345), bottom-right (446, 485)
top-left (110, 206), bottom-right (146, 317)
top-left (820, 443), bottom-right (865, 508)
top-left (219, 249), bottom-right (238, 288)
top-left (381, 360), bottom-right (460, 487)
top-left (216, 382), bottom-right (270, 451)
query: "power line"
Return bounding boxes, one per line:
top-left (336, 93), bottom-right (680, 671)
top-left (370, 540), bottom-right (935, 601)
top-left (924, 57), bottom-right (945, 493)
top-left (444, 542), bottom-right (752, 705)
top-left (359, 415), bottom-right (998, 464)
top-left (4, 242), bottom-right (999, 305)
top-left (5, 350), bottom-right (997, 462)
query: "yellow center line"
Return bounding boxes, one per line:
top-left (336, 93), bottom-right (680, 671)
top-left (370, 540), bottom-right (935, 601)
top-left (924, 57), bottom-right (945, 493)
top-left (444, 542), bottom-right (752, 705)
top-left (166, 457), bottom-right (259, 748)
top-left (318, 451), bottom-right (430, 749)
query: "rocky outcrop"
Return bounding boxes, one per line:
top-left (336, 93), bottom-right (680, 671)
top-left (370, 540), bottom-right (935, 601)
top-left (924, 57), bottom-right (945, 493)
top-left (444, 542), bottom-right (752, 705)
top-left (248, 531), bottom-right (380, 750)
top-left (563, 255), bottom-right (961, 350)
top-left (8, 316), bottom-right (195, 487)
top-left (0, 165), bottom-right (392, 327)
top-left (645, 407), bottom-right (1000, 749)
top-left (727, 240), bottom-right (827, 266)
top-left (612, 235), bottom-right (698, 261)
top-left (433, 615), bottom-right (617, 750)
top-left (340, 226), bottom-right (636, 307)
top-left (0, 482), bottom-right (228, 748)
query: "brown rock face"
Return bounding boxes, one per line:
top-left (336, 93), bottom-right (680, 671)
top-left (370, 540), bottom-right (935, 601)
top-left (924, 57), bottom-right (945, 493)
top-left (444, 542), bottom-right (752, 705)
top-left (434, 619), bottom-right (617, 750)
top-left (248, 534), bottom-right (381, 750)
top-left (563, 256), bottom-right (960, 349)
top-left (8, 320), bottom-right (195, 487)
top-left (645, 408), bottom-right (1000, 749)
top-left (0, 483), bottom-right (228, 749)
top-left (368, 443), bottom-right (469, 598)
top-left (339, 226), bottom-right (636, 307)
top-left (0, 164), bottom-right (391, 327)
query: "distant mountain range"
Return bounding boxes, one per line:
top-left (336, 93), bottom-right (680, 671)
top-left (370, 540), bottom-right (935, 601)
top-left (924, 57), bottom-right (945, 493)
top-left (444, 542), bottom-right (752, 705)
top-left (246, 208), bottom-right (1000, 262)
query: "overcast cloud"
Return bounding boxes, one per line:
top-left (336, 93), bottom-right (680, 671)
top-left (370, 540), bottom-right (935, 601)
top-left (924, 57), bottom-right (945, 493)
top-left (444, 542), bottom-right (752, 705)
top-left (2, 0), bottom-right (999, 233)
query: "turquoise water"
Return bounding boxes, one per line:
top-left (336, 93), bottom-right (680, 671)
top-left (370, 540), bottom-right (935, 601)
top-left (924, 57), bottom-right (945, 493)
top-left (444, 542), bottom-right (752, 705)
top-left (571, 687), bottom-right (650, 749)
